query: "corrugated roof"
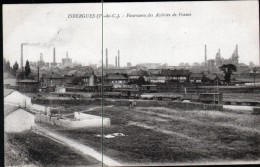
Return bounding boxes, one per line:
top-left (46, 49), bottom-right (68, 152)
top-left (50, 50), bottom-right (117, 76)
top-left (4, 104), bottom-right (34, 117)
top-left (190, 73), bottom-right (204, 78)
top-left (4, 104), bottom-right (20, 117)
top-left (51, 73), bottom-right (63, 78)
top-left (67, 70), bottom-right (82, 76)
top-left (106, 73), bottom-right (128, 80)
top-left (4, 89), bottom-right (14, 97)
top-left (82, 71), bottom-right (94, 77)
top-left (161, 69), bottom-right (190, 76)
top-left (128, 70), bottom-right (149, 76)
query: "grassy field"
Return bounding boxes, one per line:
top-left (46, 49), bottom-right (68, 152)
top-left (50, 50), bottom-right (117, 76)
top-left (223, 93), bottom-right (260, 102)
top-left (40, 105), bottom-right (260, 165)
top-left (5, 131), bottom-right (101, 167)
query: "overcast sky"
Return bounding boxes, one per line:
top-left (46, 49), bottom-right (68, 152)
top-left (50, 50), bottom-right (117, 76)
top-left (3, 1), bottom-right (259, 67)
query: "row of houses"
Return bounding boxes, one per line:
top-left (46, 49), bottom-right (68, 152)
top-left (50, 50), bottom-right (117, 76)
top-left (13, 67), bottom-right (246, 93)
top-left (104, 69), bottom-right (228, 85)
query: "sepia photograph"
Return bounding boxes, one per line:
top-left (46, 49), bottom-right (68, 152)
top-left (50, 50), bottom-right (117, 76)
top-left (3, 1), bottom-right (260, 166)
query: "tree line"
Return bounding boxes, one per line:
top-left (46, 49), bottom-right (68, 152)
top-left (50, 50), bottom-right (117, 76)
top-left (3, 58), bottom-right (31, 79)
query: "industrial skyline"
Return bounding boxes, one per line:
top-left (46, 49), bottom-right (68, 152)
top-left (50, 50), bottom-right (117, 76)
top-left (17, 44), bottom-right (243, 70)
top-left (3, 1), bottom-right (259, 67)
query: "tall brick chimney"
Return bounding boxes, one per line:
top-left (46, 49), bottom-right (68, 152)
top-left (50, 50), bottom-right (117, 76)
top-left (106, 48), bottom-right (108, 67)
top-left (118, 50), bottom-right (120, 68)
top-left (115, 56), bottom-right (117, 67)
top-left (205, 45), bottom-right (207, 66)
top-left (21, 43), bottom-right (24, 69)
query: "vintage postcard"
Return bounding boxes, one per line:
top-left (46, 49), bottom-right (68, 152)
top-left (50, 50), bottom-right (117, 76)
top-left (3, 1), bottom-right (260, 166)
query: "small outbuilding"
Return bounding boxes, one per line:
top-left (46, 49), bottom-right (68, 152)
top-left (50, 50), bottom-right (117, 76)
top-left (4, 104), bottom-right (35, 133)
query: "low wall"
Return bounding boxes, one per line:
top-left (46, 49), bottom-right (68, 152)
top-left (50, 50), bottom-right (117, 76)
top-left (32, 98), bottom-right (223, 111)
top-left (31, 104), bottom-right (51, 113)
top-left (35, 113), bottom-right (110, 129)
top-left (103, 99), bottom-right (222, 111)
top-left (32, 98), bottom-right (101, 106)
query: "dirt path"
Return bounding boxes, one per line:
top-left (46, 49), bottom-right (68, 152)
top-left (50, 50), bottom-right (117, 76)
top-left (33, 124), bottom-right (123, 166)
top-left (81, 105), bottom-right (115, 113)
top-left (135, 109), bottom-right (260, 134)
top-left (224, 105), bottom-right (260, 111)
top-left (128, 121), bottom-right (201, 142)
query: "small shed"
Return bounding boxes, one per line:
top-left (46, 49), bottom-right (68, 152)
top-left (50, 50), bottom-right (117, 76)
top-left (56, 86), bottom-right (66, 93)
top-left (4, 90), bottom-right (32, 107)
top-left (4, 104), bottom-right (35, 133)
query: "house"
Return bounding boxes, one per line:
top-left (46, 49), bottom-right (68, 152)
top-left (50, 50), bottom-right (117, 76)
top-left (63, 70), bottom-right (97, 86)
top-left (147, 76), bottom-right (166, 83)
top-left (105, 73), bottom-right (128, 86)
top-left (189, 73), bottom-right (205, 83)
top-left (4, 104), bottom-right (35, 133)
top-left (67, 70), bottom-right (82, 77)
top-left (205, 74), bottom-right (225, 85)
top-left (237, 63), bottom-right (250, 73)
top-left (41, 73), bottom-right (64, 87)
top-left (101, 68), bottom-right (129, 76)
top-left (81, 71), bottom-right (96, 86)
top-left (237, 69), bottom-right (260, 83)
top-left (128, 69), bottom-right (150, 82)
top-left (4, 90), bottom-right (32, 107)
top-left (5, 89), bottom-right (51, 113)
top-left (160, 69), bottom-right (190, 83)
top-left (16, 79), bottom-right (40, 93)
top-left (148, 69), bottom-right (161, 76)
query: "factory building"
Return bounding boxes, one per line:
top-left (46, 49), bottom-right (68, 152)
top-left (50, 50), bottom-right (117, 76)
top-left (62, 52), bottom-right (73, 67)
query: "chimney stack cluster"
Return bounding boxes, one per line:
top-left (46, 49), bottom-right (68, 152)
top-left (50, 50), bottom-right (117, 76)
top-left (105, 48), bottom-right (121, 68)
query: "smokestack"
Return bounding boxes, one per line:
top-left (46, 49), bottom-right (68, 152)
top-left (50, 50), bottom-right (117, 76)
top-left (115, 56), bottom-right (117, 67)
top-left (66, 52), bottom-right (68, 59)
top-left (106, 48), bottom-right (108, 67)
top-left (118, 50), bottom-right (120, 68)
top-left (38, 66), bottom-right (40, 82)
top-left (53, 47), bottom-right (56, 63)
top-left (235, 44), bottom-right (238, 57)
top-left (21, 43), bottom-right (23, 69)
top-left (205, 45), bottom-right (207, 66)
